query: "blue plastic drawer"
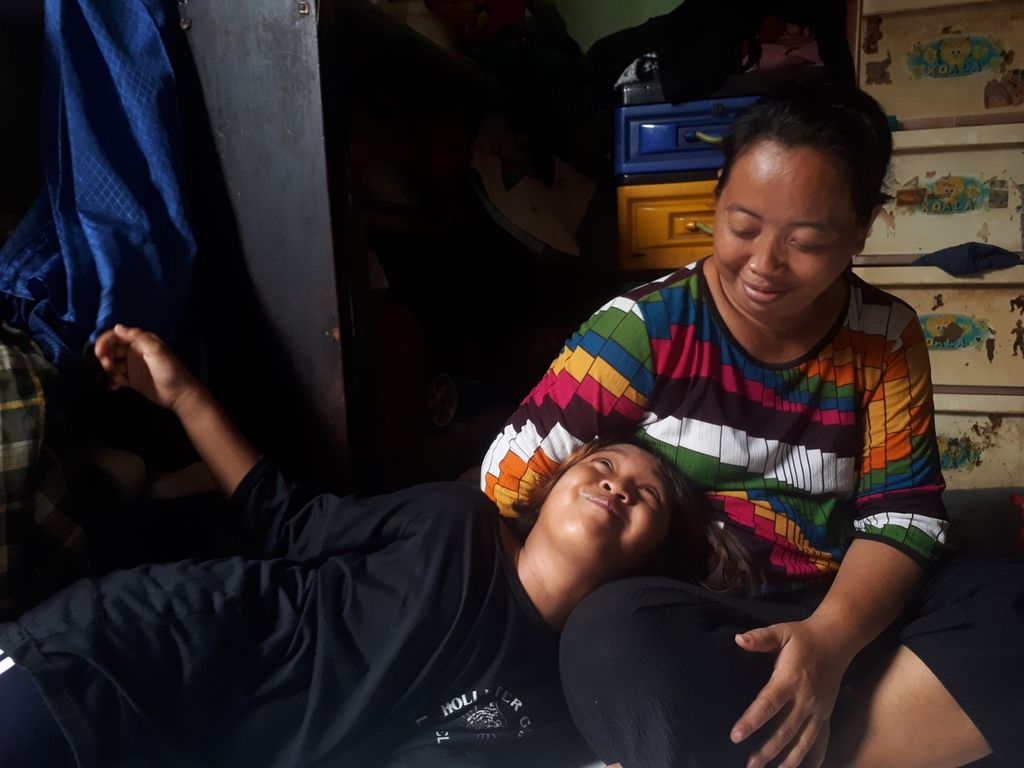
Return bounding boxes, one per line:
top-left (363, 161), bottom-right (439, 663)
top-left (614, 95), bottom-right (759, 176)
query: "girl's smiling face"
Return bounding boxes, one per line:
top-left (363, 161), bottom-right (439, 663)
top-left (535, 443), bottom-right (674, 580)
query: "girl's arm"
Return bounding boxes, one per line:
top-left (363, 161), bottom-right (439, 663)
top-left (94, 324), bottom-right (413, 561)
top-left (170, 386), bottom-right (260, 498)
top-left (95, 324), bottom-right (259, 497)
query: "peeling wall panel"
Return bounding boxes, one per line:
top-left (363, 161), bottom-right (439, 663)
top-left (932, 393), bottom-right (1024, 489)
top-left (854, 265), bottom-right (1024, 390)
top-left (858, 0), bottom-right (1024, 126)
top-left (861, 124), bottom-right (1024, 257)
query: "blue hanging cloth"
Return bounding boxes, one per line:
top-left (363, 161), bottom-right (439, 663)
top-left (912, 241), bottom-right (1023, 276)
top-left (0, 0), bottom-right (195, 370)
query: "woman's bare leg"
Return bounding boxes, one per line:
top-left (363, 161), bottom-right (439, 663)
top-left (828, 646), bottom-right (991, 768)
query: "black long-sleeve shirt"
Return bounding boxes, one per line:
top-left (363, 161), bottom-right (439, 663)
top-left (0, 458), bottom-right (593, 767)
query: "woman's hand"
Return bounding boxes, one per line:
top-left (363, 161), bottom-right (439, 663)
top-left (730, 541), bottom-right (925, 768)
top-left (94, 324), bottom-right (202, 414)
top-left (730, 618), bottom-right (851, 768)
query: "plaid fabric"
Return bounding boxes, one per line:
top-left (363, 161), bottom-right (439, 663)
top-left (0, 322), bottom-right (87, 619)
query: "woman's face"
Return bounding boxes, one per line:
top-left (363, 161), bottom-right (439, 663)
top-left (712, 140), bottom-right (872, 326)
top-left (536, 444), bottom-right (674, 580)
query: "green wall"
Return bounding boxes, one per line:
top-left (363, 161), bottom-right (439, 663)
top-left (551, 0), bottom-right (683, 53)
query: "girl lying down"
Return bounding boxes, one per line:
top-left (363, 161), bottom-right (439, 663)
top-left (0, 325), bottom-right (751, 768)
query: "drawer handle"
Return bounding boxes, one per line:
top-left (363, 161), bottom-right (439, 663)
top-left (681, 130), bottom-right (724, 146)
top-left (685, 221), bottom-right (715, 235)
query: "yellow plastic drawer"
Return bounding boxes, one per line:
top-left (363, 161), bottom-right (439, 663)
top-left (617, 180), bottom-right (717, 271)
top-left (859, 0), bottom-right (1024, 127)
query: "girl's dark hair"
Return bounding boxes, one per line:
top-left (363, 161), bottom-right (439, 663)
top-left (511, 435), bottom-right (759, 592)
top-left (716, 79), bottom-right (893, 225)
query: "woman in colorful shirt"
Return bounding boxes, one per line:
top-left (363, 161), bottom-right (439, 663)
top-left (482, 81), bottom-right (1024, 767)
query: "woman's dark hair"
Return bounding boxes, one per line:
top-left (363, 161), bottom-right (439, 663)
top-left (511, 435), bottom-right (760, 592)
top-left (716, 79), bottom-right (893, 225)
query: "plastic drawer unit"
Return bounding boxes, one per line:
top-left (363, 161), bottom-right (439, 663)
top-left (861, 123), bottom-right (1024, 259)
top-left (617, 179), bottom-right (717, 272)
top-left (859, 0), bottom-right (1024, 128)
top-left (613, 95), bottom-right (758, 176)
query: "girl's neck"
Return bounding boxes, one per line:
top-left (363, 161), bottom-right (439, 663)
top-left (499, 524), bottom-right (593, 633)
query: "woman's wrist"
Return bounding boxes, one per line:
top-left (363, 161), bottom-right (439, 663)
top-left (801, 609), bottom-right (868, 665)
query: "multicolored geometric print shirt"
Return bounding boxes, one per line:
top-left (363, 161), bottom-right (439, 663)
top-left (481, 261), bottom-right (948, 587)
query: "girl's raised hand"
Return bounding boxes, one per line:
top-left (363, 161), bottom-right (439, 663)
top-left (94, 325), bottom-right (201, 413)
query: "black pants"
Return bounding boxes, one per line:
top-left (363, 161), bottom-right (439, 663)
top-left (0, 662), bottom-right (76, 767)
top-left (559, 553), bottom-right (1024, 768)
